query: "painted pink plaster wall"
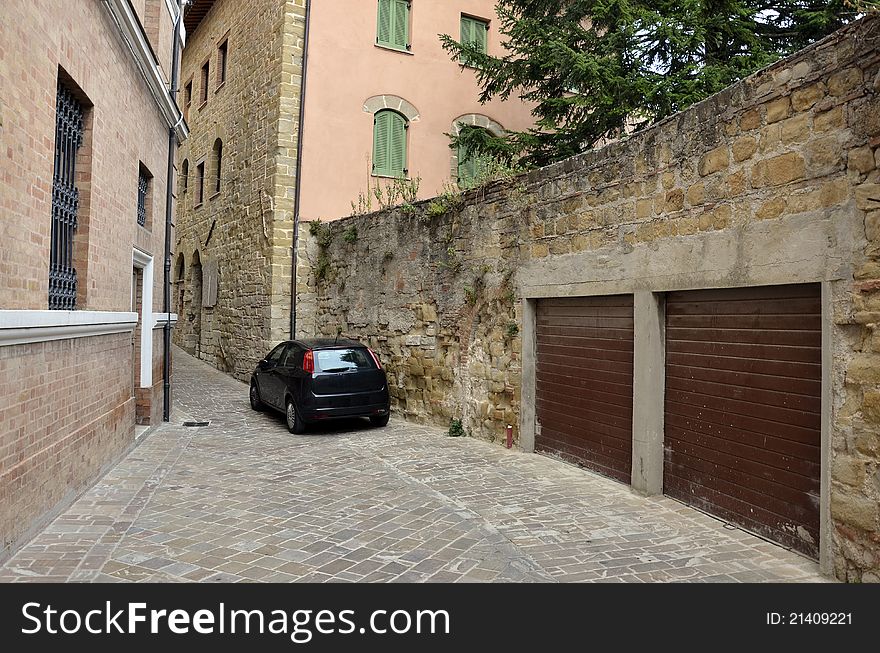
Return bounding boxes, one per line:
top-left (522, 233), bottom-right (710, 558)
top-left (299, 0), bottom-right (536, 221)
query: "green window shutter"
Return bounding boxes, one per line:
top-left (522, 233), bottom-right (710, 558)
top-left (374, 110), bottom-right (406, 177)
top-left (460, 16), bottom-right (488, 63)
top-left (388, 112), bottom-right (407, 177)
top-left (373, 111), bottom-right (391, 176)
top-left (377, 0), bottom-right (391, 46)
top-left (458, 141), bottom-right (476, 185)
top-left (476, 19), bottom-right (488, 54)
top-left (392, 0), bottom-right (409, 50)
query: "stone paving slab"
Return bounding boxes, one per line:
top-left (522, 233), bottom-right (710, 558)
top-left (0, 348), bottom-right (827, 583)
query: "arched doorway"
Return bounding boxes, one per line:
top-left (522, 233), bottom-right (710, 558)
top-left (190, 251), bottom-right (203, 357)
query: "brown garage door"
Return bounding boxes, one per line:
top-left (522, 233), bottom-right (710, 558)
top-left (664, 284), bottom-right (821, 558)
top-left (536, 296), bottom-right (634, 483)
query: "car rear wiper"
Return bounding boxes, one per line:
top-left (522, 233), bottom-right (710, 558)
top-left (322, 367), bottom-right (352, 373)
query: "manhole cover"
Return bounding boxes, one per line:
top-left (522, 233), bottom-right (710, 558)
top-left (182, 421), bottom-right (210, 427)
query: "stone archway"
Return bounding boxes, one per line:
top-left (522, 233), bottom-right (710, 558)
top-left (189, 250), bottom-right (203, 357)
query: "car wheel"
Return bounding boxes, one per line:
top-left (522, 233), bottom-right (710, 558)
top-left (370, 414), bottom-right (390, 427)
top-left (286, 398), bottom-right (306, 434)
top-left (249, 381), bottom-right (264, 411)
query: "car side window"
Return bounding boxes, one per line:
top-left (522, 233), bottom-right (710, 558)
top-left (280, 345), bottom-right (300, 367)
top-left (267, 344), bottom-right (286, 363)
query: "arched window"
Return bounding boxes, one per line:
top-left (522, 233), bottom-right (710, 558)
top-left (212, 139), bottom-right (223, 194)
top-left (457, 128), bottom-right (491, 186)
top-left (372, 110), bottom-right (407, 178)
top-left (181, 159), bottom-right (189, 193)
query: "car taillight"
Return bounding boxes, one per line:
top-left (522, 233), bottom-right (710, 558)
top-left (303, 349), bottom-right (314, 374)
top-left (368, 347), bottom-right (383, 370)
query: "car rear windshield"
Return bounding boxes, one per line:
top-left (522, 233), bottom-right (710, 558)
top-left (314, 348), bottom-right (375, 373)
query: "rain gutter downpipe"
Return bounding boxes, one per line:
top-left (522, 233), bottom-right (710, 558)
top-left (290, 0), bottom-right (312, 339)
top-left (163, 0), bottom-right (184, 421)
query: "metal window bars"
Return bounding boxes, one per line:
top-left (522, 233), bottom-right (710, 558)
top-left (49, 82), bottom-right (84, 310)
top-left (137, 170), bottom-right (148, 227)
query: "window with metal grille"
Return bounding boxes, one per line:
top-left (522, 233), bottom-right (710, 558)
top-left (49, 80), bottom-right (85, 310)
top-left (137, 165), bottom-right (151, 227)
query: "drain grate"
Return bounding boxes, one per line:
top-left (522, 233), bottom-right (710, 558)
top-left (182, 421), bottom-right (210, 427)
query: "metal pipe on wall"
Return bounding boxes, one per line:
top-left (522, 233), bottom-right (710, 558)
top-left (163, 0), bottom-right (184, 421)
top-left (290, 0), bottom-right (312, 340)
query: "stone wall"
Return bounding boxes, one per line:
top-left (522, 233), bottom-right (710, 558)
top-left (174, 0), bottom-right (306, 378)
top-left (297, 17), bottom-right (880, 581)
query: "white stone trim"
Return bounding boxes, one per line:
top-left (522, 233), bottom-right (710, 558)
top-left (101, 0), bottom-right (188, 141)
top-left (133, 248), bottom-right (154, 389)
top-left (151, 313), bottom-right (179, 330)
top-left (0, 311), bottom-right (138, 347)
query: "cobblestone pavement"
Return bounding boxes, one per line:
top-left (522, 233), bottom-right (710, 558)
top-left (1, 348), bottom-right (826, 583)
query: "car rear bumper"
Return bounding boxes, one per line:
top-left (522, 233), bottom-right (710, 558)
top-left (302, 402), bottom-right (390, 422)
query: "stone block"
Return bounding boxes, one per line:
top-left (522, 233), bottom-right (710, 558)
top-left (699, 146), bottom-right (729, 176)
top-left (847, 354), bottom-right (880, 383)
top-left (751, 152), bottom-right (806, 187)
top-left (740, 108), bottom-right (761, 131)
top-left (863, 390), bottom-right (880, 424)
top-left (780, 113), bottom-right (811, 144)
top-left (765, 96), bottom-right (790, 123)
top-left (832, 454), bottom-right (866, 487)
top-left (814, 107), bottom-right (845, 133)
top-left (831, 493), bottom-right (878, 532)
top-left (848, 147), bottom-right (876, 175)
top-left (755, 197), bottom-right (786, 220)
top-left (827, 67), bottom-right (863, 96)
top-left (732, 136), bottom-right (758, 162)
top-left (791, 82), bottom-right (826, 111)
top-left (856, 185), bottom-right (880, 211)
top-left (664, 189), bottom-right (685, 212)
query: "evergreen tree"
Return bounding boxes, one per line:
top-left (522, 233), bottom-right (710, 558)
top-left (441, 1), bottom-right (856, 168)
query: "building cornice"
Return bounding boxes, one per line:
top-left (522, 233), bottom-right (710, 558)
top-left (102, 0), bottom-right (189, 141)
top-left (0, 311), bottom-right (140, 347)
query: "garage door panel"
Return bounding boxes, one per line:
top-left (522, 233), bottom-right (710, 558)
top-left (666, 326), bottom-right (821, 348)
top-left (665, 413), bottom-right (819, 463)
top-left (664, 435), bottom-right (819, 496)
top-left (536, 334), bottom-right (636, 353)
top-left (539, 346), bottom-right (633, 365)
top-left (663, 476), bottom-right (818, 552)
top-left (666, 362), bottom-right (821, 396)
top-left (538, 408), bottom-right (632, 440)
top-left (666, 388), bottom-right (820, 431)
top-left (537, 434), bottom-right (631, 483)
top-left (539, 325), bottom-right (636, 342)
top-left (539, 426), bottom-right (633, 459)
top-left (536, 295), bottom-right (634, 483)
top-left (664, 284), bottom-right (821, 559)
top-left (538, 364), bottom-right (632, 394)
top-left (667, 313), bottom-right (822, 331)
top-left (666, 339), bottom-right (820, 364)
top-left (666, 351), bottom-right (821, 381)
top-left (666, 397), bottom-right (819, 445)
top-left (665, 376), bottom-right (821, 414)
top-left (536, 375), bottom-right (634, 408)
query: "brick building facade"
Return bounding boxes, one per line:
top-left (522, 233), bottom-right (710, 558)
top-left (0, 0), bottom-right (187, 561)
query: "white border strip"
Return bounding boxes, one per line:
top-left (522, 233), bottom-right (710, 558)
top-left (0, 311), bottom-right (138, 347)
top-left (102, 0), bottom-right (188, 141)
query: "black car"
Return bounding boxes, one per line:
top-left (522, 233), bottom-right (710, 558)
top-left (249, 338), bottom-right (391, 433)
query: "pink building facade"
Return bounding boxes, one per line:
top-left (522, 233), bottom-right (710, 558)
top-left (300, 0), bottom-right (536, 221)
